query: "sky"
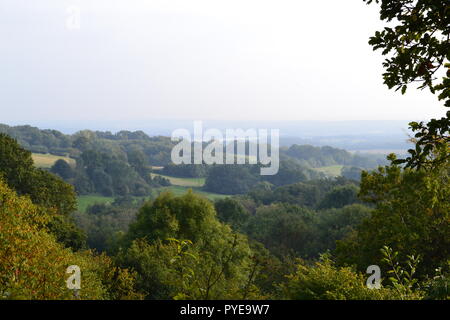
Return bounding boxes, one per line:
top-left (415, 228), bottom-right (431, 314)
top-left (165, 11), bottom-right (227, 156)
top-left (0, 0), bottom-right (446, 126)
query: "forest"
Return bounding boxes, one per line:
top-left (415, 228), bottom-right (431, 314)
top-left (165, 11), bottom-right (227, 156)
top-left (0, 119), bottom-right (448, 300)
top-left (0, 123), bottom-right (386, 195)
top-left (0, 0), bottom-right (449, 301)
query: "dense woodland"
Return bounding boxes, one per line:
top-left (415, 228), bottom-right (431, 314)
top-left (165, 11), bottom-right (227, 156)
top-left (0, 0), bottom-right (449, 300)
top-left (0, 125), bottom-right (448, 299)
top-left (0, 123), bottom-right (385, 196)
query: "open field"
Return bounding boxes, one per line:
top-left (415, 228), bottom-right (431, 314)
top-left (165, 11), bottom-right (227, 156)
top-left (151, 173), bottom-right (206, 187)
top-left (152, 186), bottom-right (228, 201)
top-left (77, 187), bottom-right (226, 212)
top-left (314, 165), bottom-right (344, 177)
top-left (77, 195), bottom-right (114, 212)
top-left (32, 153), bottom-right (75, 168)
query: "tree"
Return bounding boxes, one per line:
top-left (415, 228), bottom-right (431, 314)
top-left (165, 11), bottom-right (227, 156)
top-left (282, 254), bottom-right (412, 300)
top-left (0, 179), bottom-right (139, 300)
top-left (119, 191), bottom-right (258, 299)
top-left (342, 166), bottom-right (363, 181)
top-left (336, 155), bottom-right (450, 277)
top-left (315, 204), bottom-right (372, 253)
top-left (73, 202), bottom-right (138, 254)
top-left (215, 198), bottom-right (251, 231)
top-left (364, 0), bottom-right (450, 168)
top-left (318, 184), bottom-right (360, 209)
top-left (0, 133), bottom-right (83, 251)
top-left (0, 133), bottom-right (77, 216)
top-left (0, 133), bottom-right (35, 195)
top-left (244, 203), bottom-right (318, 258)
top-left (27, 169), bottom-right (77, 216)
top-left (204, 165), bottom-right (260, 195)
top-left (47, 215), bottom-right (87, 251)
top-left (51, 159), bottom-right (74, 180)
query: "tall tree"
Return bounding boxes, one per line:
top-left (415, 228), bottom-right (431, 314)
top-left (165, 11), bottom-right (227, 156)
top-left (0, 133), bottom-right (77, 215)
top-left (119, 191), bottom-right (257, 299)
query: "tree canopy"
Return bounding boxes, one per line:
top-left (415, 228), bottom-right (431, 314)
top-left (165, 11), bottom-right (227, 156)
top-left (364, 0), bottom-right (450, 168)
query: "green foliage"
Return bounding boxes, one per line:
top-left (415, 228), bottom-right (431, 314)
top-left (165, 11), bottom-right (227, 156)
top-left (204, 165), bottom-right (260, 195)
top-left (151, 173), bottom-right (203, 187)
top-left (162, 163), bottom-right (209, 178)
top-left (247, 181), bottom-right (320, 207)
top-left (0, 179), bottom-right (139, 300)
top-left (0, 133), bottom-right (83, 251)
top-left (51, 159), bottom-right (74, 179)
top-left (381, 246), bottom-right (424, 299)
top-left (244, 203), bottom-right (318, 258)
top-left (0, 133), bottom-right (77, 216)
top-left (0, 133), bottom-right (35, 196)
top-left (336, 157), bottom-right (450, 277)
top-left (118, 191), bottom-right (259, 299)
top-left (76, 195), bottom-right (114, 213)
top-left (203, 155), bottom-right (333, 195)
top-left (318, 184), bottom-right (360, 209)
top-left (364, 0), bottom-right (449, 168)
top-left (242, 202), bottom-right (372, 260)
top-left (315, 205), bottom-right (372, 253)
top-left (341, 166), bottom-right (363, 181)
top-left (74, 149), bottom-right (153, 197)
top-left (247, 177), bottom-right (359, 210)
top-left (284, 144), bottom-right (382, 168)
top-left (117, 235), bottom-right (258, 300)
top-left (0, 125), bottom-right (72, 155)
top-left (394, 119), bottom-right (450, 170)
top-left (0, 126), bottom-right (181, 197)
top-left (423, 262), bottom-right (450, 300)
top-left (215, 198), bottom-right (251, 231)
top-left (249, 243), bottom-right (298, 299)
top-left (283, 255), bottom-right (397, 300)
top-left (27, 169), bottom-right (78, 216)
top-left (73, 202), bottom-right (139, 253)
top-left (365, 0), bottom-right (449, 94)
top-left (47, 215), bottom-right (87, 251)
top-left (151, 174), bottom-right (172, 187)
top-left (125, 191), bottom-right (216, 243)
top-left (152, 185), bottom-right (228, 201)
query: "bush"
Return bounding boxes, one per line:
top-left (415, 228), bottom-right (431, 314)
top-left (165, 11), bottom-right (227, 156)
top-left (283, 255), bottom-right (403, 300)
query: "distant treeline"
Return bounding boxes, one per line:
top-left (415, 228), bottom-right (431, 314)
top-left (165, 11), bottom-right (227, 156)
top-left (0, 124), bottom-right (386, 196)
top-left (0, 124), bottom-right (175, 196)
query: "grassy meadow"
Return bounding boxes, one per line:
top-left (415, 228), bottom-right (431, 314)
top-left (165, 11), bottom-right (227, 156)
top-left (32, 153), bottom-right (75, 168)
top-left (314, 165), bottom-right (344, 177)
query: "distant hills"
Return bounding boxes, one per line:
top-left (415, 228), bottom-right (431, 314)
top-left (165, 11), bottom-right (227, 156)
top-left (2, 119), bottom-right (414, 154)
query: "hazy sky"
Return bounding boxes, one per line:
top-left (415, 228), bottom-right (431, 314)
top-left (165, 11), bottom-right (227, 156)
top-left (0, 0), bottom-right (446, 124)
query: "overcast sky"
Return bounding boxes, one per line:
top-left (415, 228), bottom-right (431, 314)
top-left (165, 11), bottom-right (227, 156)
top-left (0, 0), bottom-right (446, 125)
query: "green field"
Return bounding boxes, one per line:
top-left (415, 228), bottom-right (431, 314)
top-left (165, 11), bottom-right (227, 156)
top-left (77, 195), bottom-right (114, 212)
top-left (314, 165), bottom-right (344, 177)
top-left (77, 169), bottom-right (225, 212)
top-left (151, 173), bottom-right (206, 187)
top-left (152, 186), bottom-right (228, 201)
top-left (78, 187), bottom-right (226, 212)
top-left (150, 170), bottom-right (225, 201)
top-left (32, 153), bottom-right (75, 168)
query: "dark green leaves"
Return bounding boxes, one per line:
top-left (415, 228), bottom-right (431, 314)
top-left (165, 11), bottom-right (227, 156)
top-left (364, 0), bottom-right (450, 169)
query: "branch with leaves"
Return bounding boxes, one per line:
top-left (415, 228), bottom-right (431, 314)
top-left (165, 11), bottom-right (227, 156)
top-left (365, 0), bottom-right (450, 168)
